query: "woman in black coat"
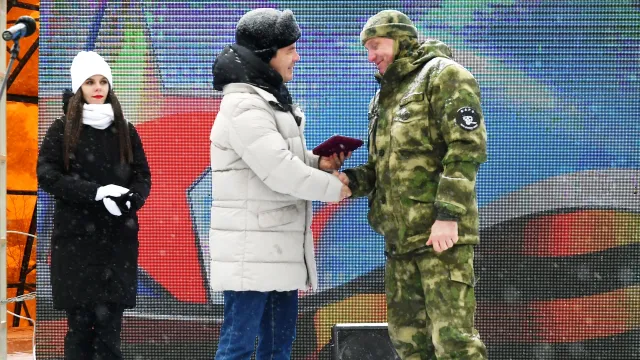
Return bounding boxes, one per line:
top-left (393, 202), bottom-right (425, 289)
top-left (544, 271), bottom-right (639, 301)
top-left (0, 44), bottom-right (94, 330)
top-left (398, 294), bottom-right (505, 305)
top-left (37, 50), bottom-right (151, 360)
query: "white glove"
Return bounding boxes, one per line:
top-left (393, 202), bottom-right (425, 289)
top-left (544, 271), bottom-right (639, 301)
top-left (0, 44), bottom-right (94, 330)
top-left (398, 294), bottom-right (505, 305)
top-left (95, 184), bottom-right (129, 201)
top-left (103, 197), bottom-right (122, 216)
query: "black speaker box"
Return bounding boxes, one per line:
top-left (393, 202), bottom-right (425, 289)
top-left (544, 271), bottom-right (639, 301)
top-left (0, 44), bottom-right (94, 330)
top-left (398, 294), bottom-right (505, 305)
top-left (331, 323), bottom-right (401, 360)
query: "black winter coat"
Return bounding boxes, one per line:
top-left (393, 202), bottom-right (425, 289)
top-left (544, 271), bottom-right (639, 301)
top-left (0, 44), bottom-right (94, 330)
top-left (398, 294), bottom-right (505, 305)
top-left (37, 117), bottom-right (151, 310)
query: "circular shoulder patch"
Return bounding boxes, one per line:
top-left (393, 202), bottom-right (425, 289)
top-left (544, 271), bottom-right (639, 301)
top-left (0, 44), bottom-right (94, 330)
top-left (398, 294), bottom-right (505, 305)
top-left (455, 107), bottom-right (480, 131)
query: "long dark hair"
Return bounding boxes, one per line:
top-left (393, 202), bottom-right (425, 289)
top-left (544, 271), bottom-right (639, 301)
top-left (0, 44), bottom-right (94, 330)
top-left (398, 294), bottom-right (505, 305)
top-left (62, 87), bottom-right (133, 170)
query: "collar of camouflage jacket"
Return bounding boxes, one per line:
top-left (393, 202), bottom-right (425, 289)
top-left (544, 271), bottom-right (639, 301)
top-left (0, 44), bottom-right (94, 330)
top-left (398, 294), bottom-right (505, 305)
top-left (375, 39), bottom-right (453, 84)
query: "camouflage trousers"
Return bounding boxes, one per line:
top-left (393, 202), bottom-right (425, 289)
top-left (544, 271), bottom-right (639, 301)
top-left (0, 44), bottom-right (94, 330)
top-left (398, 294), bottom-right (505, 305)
top-left (385, 245), bottom-right (487, 360)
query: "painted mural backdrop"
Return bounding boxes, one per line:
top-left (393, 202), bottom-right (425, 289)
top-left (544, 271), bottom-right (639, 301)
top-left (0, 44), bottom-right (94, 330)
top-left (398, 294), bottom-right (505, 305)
top-left (37, 1), bottom-right (640, 359)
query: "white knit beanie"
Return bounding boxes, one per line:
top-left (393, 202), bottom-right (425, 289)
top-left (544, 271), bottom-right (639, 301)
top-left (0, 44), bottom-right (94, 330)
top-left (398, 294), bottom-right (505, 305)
top-left (70, 51), bottom-right (113, 94)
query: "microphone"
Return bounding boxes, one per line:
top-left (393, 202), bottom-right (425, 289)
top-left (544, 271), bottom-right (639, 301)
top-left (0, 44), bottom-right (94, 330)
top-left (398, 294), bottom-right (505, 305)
top-left (2, 16), bottom-right (37, 41)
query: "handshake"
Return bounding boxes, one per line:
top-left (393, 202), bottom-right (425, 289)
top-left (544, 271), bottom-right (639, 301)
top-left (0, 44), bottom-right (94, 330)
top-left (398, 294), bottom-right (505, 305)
top-left (94, 184), bottom-right (133, 217)
top-left (318, 151), bottom-right (351, 203)
top-left (332, 171), bottom-right (351, 202)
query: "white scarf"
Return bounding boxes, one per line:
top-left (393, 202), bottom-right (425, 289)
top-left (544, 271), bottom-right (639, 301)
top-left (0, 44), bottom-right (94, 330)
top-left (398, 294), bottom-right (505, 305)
top-left (82, 104), bottom-right (115, 130)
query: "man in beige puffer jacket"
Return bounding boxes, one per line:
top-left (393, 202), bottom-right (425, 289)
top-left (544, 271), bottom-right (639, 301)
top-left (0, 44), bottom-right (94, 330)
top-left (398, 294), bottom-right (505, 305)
top-left (210, 8), bottom-right (350, 360)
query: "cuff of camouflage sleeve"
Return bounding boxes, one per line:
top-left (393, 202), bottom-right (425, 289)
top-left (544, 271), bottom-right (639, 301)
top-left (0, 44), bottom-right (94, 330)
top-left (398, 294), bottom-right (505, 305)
top-left (434, 199), bottom-right (466, 218)
top-left (436, 210), bottom-right (460, 222)
top-left (343, 170), bottom-right (358, 192)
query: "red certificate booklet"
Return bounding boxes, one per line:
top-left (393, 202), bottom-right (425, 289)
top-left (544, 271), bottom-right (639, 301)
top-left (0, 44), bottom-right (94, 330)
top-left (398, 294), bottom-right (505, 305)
top-left (312, 135), bottom-right (364, 157)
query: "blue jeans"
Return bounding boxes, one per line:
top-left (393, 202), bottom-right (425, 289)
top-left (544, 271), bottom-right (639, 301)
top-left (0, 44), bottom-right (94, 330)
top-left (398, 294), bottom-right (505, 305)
top-left (215, 290), bottom-right (298, 360)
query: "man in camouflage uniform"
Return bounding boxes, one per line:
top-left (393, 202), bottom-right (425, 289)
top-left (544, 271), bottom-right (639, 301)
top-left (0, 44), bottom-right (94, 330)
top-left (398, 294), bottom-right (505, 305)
top-left (341, 10), bottom-right (488, 360)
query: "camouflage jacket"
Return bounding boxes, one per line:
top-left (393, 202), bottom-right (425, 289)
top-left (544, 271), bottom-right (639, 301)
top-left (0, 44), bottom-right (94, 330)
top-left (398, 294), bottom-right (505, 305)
top-left (344, 39), bottom-right (487, 255)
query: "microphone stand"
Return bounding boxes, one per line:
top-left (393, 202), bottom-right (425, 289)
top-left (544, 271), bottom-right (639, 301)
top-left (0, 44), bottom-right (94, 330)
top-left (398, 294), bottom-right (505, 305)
top-left (0, 27), bottom-right (21, 357)
top-left (0, 38), bottom-right (20, 98)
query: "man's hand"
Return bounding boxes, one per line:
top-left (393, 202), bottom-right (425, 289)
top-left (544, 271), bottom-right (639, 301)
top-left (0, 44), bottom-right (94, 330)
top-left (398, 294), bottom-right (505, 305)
top-left (335, 171), bottom-right (349, 186)
top-left (319, 152), bottom-right (351, 171)
top-left (340, 185), bottom-right (352, 201)
top-left (427, 220), bottom-right (458, 253)
top-left (330, 171), bottom-right (351, 203)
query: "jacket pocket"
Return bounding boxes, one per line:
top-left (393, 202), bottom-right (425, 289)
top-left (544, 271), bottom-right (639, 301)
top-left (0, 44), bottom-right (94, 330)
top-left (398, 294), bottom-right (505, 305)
top-left (445, 245), bottom-right (477, 288)
top-left (258, 204), bottom-right (298, 228)
top-left (394, 92), bottom-right (425, 123)
top-left (449, 262), bottom-right (475, 288)
top-left (391, 93), bottom-right (432, 153)
top-left (400, 195), bottom-right (436, 242)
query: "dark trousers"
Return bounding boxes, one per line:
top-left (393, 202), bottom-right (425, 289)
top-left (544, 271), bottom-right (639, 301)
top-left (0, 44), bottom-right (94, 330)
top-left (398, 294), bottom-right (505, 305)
top-left (64, 303), bottom-right (125, 360)
top-left (215, 290), bottom-right (299, 360)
